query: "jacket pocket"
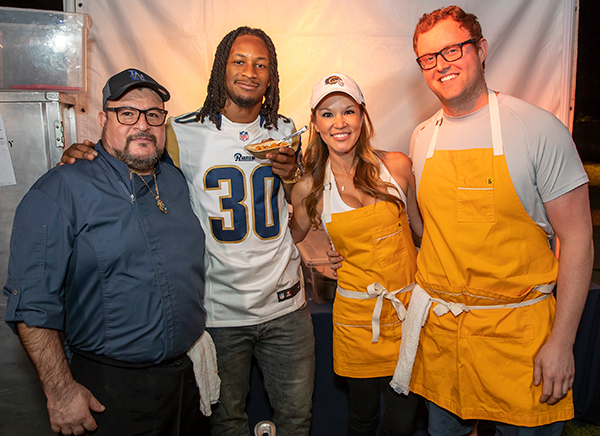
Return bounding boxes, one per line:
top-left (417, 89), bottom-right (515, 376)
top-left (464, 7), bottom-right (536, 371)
top-left (8, 225), bottom-right (47, 284)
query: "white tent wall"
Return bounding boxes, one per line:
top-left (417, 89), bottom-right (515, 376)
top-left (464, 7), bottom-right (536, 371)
top-left (66, 0), bottom-right (578, 155)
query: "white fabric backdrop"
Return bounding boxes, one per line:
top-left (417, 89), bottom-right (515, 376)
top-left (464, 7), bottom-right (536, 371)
top-left (69, 0), bottom-right (578, 154)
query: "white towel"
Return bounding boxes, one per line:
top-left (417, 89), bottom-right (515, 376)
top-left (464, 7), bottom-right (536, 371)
top-left (390, 285), bottom-right (432, 395)
top-left (187, 331), bottom-right (220, 416)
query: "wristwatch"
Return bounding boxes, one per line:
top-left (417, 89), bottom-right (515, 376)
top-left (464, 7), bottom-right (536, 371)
top-left (281, 167), bottom-right (302, 184)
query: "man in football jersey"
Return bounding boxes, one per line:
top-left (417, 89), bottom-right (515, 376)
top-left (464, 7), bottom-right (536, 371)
top-left (62, 27), bottom-right (315, 436)
top-left (165, 25), bottom-right (315, 436)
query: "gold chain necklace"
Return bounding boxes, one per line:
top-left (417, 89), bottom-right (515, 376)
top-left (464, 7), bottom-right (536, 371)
top-left (331, 168), bottom-right (354, 192)
top-left (133, 169), bottom-right (167, 213)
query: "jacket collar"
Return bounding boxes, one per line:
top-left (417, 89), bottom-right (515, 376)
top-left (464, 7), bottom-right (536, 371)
top-left (95, 140), bottom-right (162, 183)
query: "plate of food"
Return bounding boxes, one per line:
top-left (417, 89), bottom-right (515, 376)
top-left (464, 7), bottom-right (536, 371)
top-left (243, 126), bottom-right (307, 159)
top-left (244, 139), bottom-right (294, 160)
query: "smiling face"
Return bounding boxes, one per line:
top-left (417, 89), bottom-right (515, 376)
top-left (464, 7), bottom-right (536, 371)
top-left (99, 87), bottom-right (165, 174)
top-left (312, 93), bottom-right (363, 157)
top-left (416, 18), bottom-right (488, 116)
top-left (224, 34), bottom-right (271, 112)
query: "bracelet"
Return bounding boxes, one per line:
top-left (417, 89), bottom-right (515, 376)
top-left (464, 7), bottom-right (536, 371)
top-left (281, 167), bottom-right (302, 184)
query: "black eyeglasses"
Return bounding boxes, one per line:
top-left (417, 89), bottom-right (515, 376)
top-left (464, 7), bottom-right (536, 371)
top-left (105, 107), bottom-right (168, 126)
top-left (416, 39), bottom-right (476, 70)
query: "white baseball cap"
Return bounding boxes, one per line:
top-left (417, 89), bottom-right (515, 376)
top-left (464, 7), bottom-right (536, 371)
top-left (310, 73), bottom-right (366, 110)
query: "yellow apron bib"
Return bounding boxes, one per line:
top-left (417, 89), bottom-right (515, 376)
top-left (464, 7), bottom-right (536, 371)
top-left (410, 91), bottom-right (573, 426)
top-left (323, 161), bottom-right (417, 378)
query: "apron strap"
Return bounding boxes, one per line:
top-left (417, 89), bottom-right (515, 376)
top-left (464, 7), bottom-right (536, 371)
top-left (426, 109), bottom-right (444, 159)
top-left (488, 89), bottom-right (503, 156)
top-left (336, 282), bottom-right (415, 343)
top-left (322, 160), bottom-right (333, 224)
top-left (426, 89), bottom-right (503, 159)
top-left (429, 283), bottom-right (556, 317)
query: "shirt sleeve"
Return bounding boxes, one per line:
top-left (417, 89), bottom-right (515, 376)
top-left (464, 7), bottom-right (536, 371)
top-left (3, 186), bottom-right (74, 334)
top-left (165, 117), bottom-right (181, 169)
top-left (529, 110), bottom-right (588, 203)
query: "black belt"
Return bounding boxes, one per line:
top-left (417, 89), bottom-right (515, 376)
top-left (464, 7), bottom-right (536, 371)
top-left (71, 347), bottom-right (188, 369)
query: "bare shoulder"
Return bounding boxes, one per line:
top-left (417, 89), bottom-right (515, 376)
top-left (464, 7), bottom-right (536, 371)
top-left (295, 174), bottom-right (314, 194)
top-left (381, 150), bottom-right (411, 168)
top-left (380, 151), bottom-right (413, 181)
top-left (291, 175), bottom-right (314, 205)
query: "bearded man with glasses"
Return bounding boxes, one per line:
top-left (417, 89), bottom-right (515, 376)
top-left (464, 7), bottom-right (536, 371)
top-left (59, 28), bottom-right (315, 436)
top-left (3, 69), bottom-right (215, 436)
top-left (391, 5), bottom-right (592, 436)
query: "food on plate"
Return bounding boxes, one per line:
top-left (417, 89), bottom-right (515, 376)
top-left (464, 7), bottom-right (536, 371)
top-left (244, 139), bottom-right (295, 159)
top-left (252, 140), bottom-right (286, 151)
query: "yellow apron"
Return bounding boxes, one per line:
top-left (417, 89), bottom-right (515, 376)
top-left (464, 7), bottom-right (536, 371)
top-left (323, 161), bottom-right (417, 378)
top-left (410, 91), bottom-right (572, 426)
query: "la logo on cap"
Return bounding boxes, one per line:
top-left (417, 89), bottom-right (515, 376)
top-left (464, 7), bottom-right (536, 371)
top-left (129, 70), bottom-right (146, 81)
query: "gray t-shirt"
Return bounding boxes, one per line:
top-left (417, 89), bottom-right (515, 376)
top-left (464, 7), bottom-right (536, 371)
top-left (410, 93), bottom-right (588, 237)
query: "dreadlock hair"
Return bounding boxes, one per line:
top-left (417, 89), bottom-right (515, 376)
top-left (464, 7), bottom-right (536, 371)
top-left (197, 26), bottom-right (281, 130)
top-left (302, 104), bottom-right (404, 229)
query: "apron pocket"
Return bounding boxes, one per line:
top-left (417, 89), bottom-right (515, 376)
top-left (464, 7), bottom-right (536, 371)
top-left (456, 177), bottom-right (495, 223)
top-left (459, 305), bottom-right (535, 341)
top-left (333, 316), bottom-right (402, 367)
top-left (371, 222), bottom-right (408, 269)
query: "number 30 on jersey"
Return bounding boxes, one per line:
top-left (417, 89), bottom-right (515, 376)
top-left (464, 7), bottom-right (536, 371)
top-left (204, 165), bottom-right (281, 243)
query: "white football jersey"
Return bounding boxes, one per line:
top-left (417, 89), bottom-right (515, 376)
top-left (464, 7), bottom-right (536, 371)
top-left (166, 112), bottom-right (304, 327)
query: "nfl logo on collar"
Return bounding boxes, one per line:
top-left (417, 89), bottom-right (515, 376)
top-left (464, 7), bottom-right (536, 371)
top-left (239, 131), bottom-right (249, 141)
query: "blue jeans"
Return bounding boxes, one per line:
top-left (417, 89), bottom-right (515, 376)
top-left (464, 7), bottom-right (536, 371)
top-left (207, 304), bottom-right (316, 436)
top-left (427, 401), bottom-right (566, 436)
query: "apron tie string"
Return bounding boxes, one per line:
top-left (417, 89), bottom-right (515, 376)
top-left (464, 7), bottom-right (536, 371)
top-left (432, 301), bottom-right (469, 316)
top-left (337, 282), bottom-right (415, 343)
top-left (430, 284), bottom-right (554, 317)
top-left (390, 283), bottom-right (555, 396)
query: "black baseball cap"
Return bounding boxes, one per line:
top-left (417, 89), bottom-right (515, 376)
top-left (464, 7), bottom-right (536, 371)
top-left (102, 68), bottom-right (170, 107)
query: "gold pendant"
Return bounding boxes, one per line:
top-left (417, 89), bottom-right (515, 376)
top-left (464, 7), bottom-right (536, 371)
top-left (157, 199), bottom-right (167, 214)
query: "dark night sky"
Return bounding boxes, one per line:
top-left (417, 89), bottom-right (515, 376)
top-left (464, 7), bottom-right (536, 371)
top-left (574, 0), bottom-right (599, 118)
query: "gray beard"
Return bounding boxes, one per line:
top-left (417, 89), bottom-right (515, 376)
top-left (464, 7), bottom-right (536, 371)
top-left (102, 130), bottom-right (162, 173)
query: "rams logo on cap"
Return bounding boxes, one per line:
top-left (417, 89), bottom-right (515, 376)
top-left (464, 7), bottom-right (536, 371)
top-left (325, 76), bottom-right (344, 87)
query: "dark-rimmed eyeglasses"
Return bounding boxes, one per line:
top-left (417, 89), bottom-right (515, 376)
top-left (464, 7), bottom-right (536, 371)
top-left (105, 107), bottom-right (168, 126)
top-left (416, 39), bottom-right (476, 70)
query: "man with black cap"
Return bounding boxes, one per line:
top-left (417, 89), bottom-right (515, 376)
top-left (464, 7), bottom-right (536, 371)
top-left (3, 69), bottom-right (214, 435)
top-left (60, 29), bottom-right (315, 435)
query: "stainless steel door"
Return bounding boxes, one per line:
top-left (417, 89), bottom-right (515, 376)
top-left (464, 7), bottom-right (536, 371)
top-left (0, 91), bottom-right (76, 286)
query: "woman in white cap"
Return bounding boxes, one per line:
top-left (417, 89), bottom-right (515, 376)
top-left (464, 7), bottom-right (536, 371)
top-left (290, 74), bottom-right (421, 436)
